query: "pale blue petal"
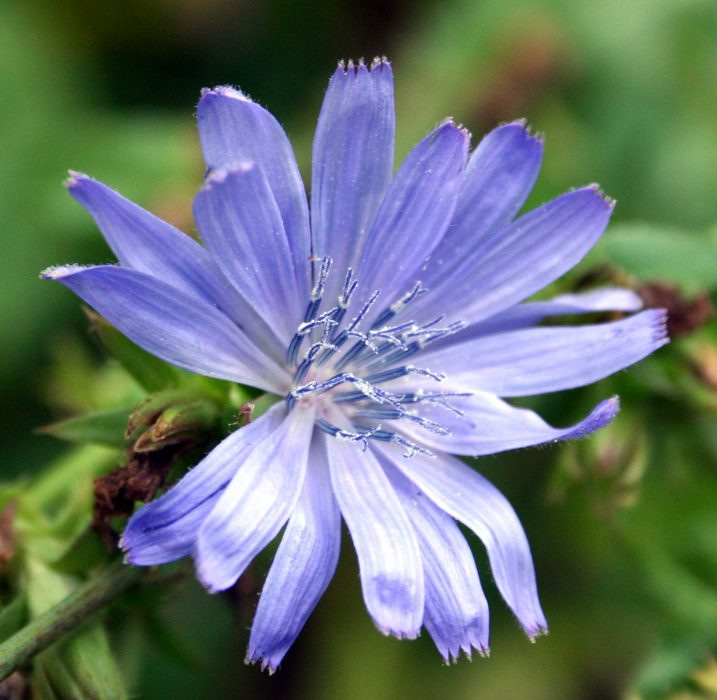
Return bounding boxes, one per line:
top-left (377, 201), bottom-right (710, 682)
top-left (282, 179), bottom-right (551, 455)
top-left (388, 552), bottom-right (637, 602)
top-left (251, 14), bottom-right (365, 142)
top-left (376, 444), bottom-right (547, 638)
top-left (247, 436), bottom-right (341, 673)
top-left (421, 309), bottom-right (668, 397)
top-left (325, 425), bottom-right (424, 638)
top-left (356, 120), bottom-right (468, 309)
top-left (544, 288), bottom-right (643, 313)
top-left (396, 391), bottom-right (619, 457)
top-left (67, 173), bottom-right (285, 359)
top-left (194, 164), bottom-right (305, 341)
top-left (440, 287), bottom-right (644, 345)
top-left (423, 121), bottom-right (543, 290)
top-left (386, 463), bottom-right (489, 661)
top-left (195, 406), bottom-right (315, 592)
top-left (122, 405), bottom-right (285, 565)
top-left (311, 59), bottom-right (395, 301)
top-left (414, 187), bottom-right (614, 325)
top-left (67, 174), bottom-right (233, 306)
top-left (41, 265), bottom-right (288, 392)
top-left (197, 86), bottom-right (311, 299)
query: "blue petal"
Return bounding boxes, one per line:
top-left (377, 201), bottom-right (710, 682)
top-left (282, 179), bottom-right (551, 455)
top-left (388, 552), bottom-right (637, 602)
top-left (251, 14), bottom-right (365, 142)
top-left (541, 288), bottom-right (644, 313)
top-left (311, 59), bottom-right (395, 302)
top-left (376, 444), bottom-right (547, 639)
top-left (415, 186), bottom-right (614, 325)
top-left (122, 405), bottom-right (286, 565)
top-left (325, 425), bottom-right (424, 638)
top-left (356, 120), bottom-right (468, 314)
top-left (386, 463), bottom-right (489, 662)
top-left (67, 174), bottom-right (232, 307)
top-left (246, 437), bottom-right (341, 673)
top-left (421, 309), bottom-right (668, 397)
top-left (66, 174), bottom-right (286, 360)
top-left (395, 392), bottom-right (619, 457)
top-left (423, 121), bottom-right (543, 291)
top-left (41, 265), bottom-right (288, 392)
top-left (194, 164), bottom-right (306, 342)
top-left (438, 287), bottom-right (644, 345)
top-left (195, 406), bottom-right (316, 592)
top-left (197, 87), bottom-right (311, 300)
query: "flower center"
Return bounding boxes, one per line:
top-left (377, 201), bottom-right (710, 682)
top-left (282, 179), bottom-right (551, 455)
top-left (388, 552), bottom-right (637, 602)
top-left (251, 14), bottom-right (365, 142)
top-left (284, 257), bottom-right (470, 456)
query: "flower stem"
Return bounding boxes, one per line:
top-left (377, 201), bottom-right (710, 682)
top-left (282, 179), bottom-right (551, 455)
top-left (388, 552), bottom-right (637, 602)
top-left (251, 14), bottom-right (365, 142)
top-left (0, 559), bottom-right (142, 680)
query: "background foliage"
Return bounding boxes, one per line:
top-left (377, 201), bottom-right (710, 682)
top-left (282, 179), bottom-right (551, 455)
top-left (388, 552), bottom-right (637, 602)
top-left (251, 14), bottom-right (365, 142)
top-left (2, 0), bottom-right (717, 697)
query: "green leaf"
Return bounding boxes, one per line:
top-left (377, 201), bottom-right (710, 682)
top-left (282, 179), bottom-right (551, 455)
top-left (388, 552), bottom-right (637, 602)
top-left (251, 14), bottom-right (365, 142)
top-left (0, 597), bottom-right (26, 644)
top-left (36, 623), bottom-right (129, 700)
top-left (32, 659), bottom-right (60, 700)
top-left (632, 536), bottom-right (717, 636)
top-left (22, 446), bottom-right (116, 519)
top-left (598, 223), bottom-right (717, 292)
top-left (38, 410), bottom-right (132, 448)
top-left (631, 640), bottom-right (717, 700)
top-left (17, 446), bottom-right (117, 564)
top-left (56, 622), bottom-right (128, 700)
top-left (34, 650), bottom-right (85, 700)
top-left (12, 558), bottom-right (135, 698)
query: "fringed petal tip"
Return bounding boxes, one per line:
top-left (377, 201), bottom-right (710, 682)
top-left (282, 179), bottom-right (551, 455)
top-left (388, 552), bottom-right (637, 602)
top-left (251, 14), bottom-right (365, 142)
top-left (118, 531), bottom-right (134, 565)
top-left (500, 119), bottom-right (544, 145)
top-left (118, 533), bottom-right (153, 568)
top-left (376, 624), bottom-right (421, 640)
top-left (39, 264), bottom-right (90, 281)
top-left (524, 622), bottom-right (549, 643)
top-left (118, 531), bottom-right (128, 552)
top-left (244, 653), bottom-right (279, 676)
top-left (334, 56), bottom-right (392, 75)
top-left (121, 551), bottom-right (145, 567)
top-left (437, 629), bottom-right (490, 665)
top-left (434, 117), bottom-right (472, 144)
top-left (440, 645), bottom-right (490, 666)
top-left (64, 170), bottom-right (91, 189)
top-left (651, 307), bottom-right (670, 344)
top-left (577, 183), bottom-right (616, 211)
top-left (118, 528), bottom-right (144, 562)
top-left (198, 85), bottom-right (248, 102)
top-left (118, 525), bottom-right (174, 567)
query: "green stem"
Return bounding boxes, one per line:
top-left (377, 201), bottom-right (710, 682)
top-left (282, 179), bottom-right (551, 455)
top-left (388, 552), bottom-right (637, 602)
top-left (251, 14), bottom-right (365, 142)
top-left (0, 559), bottom-right (142, 680)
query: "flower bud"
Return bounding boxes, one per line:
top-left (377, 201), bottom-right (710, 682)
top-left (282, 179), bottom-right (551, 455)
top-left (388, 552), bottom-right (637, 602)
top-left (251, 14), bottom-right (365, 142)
top-left (549, 415), bottom-right (647, 518)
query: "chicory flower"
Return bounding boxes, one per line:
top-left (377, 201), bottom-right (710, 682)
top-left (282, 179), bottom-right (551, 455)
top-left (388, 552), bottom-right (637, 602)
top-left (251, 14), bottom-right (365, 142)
top-left (43, 58), bottom-right (667, 670)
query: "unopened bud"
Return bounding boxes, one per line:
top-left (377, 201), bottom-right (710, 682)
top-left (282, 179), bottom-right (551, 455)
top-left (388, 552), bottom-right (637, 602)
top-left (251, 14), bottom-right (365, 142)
top-left (134, 397), bottom-right (220, 452)
top-left (549, 416), bottom-right (647, 518)
top-left (126, 388), bottom-right (209, 437)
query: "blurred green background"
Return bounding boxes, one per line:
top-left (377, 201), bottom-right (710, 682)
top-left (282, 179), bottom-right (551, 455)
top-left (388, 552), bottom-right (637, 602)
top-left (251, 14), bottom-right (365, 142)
top-left (2, 0), bottom-right (717, 698)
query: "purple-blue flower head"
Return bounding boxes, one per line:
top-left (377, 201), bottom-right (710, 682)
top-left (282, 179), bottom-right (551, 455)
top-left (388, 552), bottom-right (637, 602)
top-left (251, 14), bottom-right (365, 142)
top-left (42, 58), bottom-right (668, 671)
